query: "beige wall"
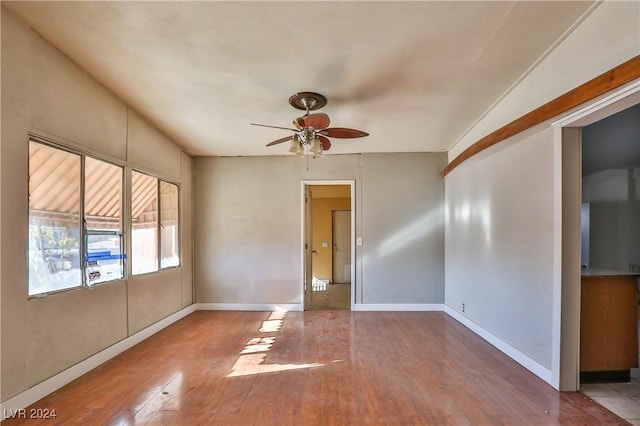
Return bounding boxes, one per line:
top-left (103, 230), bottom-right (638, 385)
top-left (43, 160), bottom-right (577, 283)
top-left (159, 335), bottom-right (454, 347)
top-left (1, 8), bottom-right (193, 401)
top-left (310, 196), bottom-right (351, 282)
top-left (194, 155), bottom-right (363, 305)
top-left (194, 152), bottom-right (446, 306)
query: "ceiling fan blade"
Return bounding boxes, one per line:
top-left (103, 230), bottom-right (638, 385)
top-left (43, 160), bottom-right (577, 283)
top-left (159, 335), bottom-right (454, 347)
top-left (266, 135), bottom-right (294, 147)
top-left (319, 136), bottom-right (331, 151)
top-left (303, 113), bottom-right (330, 129)
top-left (250, 123), bottom-right (298, 132)
top-left (322, 127), bottom-right (369, 138)
top-left (293, 117), bottom-right (305, 130)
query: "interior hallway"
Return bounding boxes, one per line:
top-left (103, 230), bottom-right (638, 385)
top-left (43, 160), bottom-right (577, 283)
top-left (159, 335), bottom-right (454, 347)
top-left (1, 311), bottom-right (627, 425)
top-left (306, 282), bottom-right (351, 311)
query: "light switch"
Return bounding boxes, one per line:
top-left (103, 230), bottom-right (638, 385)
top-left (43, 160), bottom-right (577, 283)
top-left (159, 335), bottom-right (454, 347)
top-left (322, 241), bottom-right (329, 248)
top-left (356, 237), bottom-right (363, 246)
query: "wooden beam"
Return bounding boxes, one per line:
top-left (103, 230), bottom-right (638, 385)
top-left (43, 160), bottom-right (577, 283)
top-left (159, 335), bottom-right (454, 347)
top-left (442, 55), bottom-right (640, 178)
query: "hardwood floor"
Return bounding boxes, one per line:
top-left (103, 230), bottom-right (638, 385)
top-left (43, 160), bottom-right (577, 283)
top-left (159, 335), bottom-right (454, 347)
top-left (3, 311), bottom-right (628, 425)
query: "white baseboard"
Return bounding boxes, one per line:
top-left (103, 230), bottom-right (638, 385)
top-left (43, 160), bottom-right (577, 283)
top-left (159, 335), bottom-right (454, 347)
top-left (196, 303), bottom-right (303, 312)
top-left (353, 303), bottom-right (444, 311)
top-left (198, 303), bottom-right (442, 312)
top-left (0, 304), bottom-right (197, 420)
top-left (444, 305), bottom-right (553, 386)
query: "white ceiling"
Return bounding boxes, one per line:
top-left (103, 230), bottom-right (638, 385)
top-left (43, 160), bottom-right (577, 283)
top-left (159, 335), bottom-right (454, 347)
top-left (5, 1), bottom-right (596, 157)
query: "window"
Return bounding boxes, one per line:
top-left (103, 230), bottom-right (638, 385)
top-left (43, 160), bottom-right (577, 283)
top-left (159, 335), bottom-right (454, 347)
top-left (131, 171), bottom-right (158, 275)
top-left (28, 140), bottom-right (124, 296)
top-left (131, 171), bottom-right (179, 275)
top-left (29, 143), bottom-right (81, 295)
top-left (160, 181), bottom-right (179, 268)
top-left (84, 157), bottom-right (124, 285)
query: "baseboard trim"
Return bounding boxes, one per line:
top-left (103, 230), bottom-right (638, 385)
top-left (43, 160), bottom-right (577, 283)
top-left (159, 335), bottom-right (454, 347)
top-left (0, 304), bottom-right (197, 419)
top-left (197, 303), bottom-right (443, 312)
top-left (196, 303), bottom-right (303, 312)
top-left (444, 305), bottom-right (553, 386)
top-left (353, 303), bottom-right (444, 312)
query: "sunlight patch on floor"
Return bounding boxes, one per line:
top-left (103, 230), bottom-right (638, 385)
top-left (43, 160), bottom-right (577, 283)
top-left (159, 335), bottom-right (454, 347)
top-left (227, 310), bottom-right (324, 378)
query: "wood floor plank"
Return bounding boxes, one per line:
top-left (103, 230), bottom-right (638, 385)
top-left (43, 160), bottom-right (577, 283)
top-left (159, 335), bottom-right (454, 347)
top-left (2, 311), bottom-right (629, 425)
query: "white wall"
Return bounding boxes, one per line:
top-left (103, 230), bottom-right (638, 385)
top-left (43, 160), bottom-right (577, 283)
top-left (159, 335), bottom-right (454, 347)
top-left (1, 8), bottom-right (193, 401)
top-left (588, 199), bottom-right (633, 272)
top-left (446, 129), bottom-right (556, 370)
top-left (443, 0), bottom-right (640, 387)
top-left (194, 153), bottom-right (446, 307)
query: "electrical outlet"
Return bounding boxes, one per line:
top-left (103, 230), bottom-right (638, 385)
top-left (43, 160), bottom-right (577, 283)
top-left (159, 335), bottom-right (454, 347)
top-left (462, 303), bottom-right (465, 313)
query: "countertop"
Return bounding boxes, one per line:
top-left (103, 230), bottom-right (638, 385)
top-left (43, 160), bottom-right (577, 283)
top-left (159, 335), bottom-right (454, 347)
top-left (581, 268), bottom-right (640, 277)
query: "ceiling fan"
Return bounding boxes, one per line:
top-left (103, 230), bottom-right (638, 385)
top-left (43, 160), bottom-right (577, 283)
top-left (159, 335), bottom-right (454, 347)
top-left (251, 92), bottom-right (369, 157)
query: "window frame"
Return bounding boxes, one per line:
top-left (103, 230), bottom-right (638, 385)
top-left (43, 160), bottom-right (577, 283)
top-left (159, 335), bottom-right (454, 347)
top-left (27, 136), bottom-right (126, 298)
top-left (84, 155), bottom-right (126, 287)
top-left (130, 169), bottom-right (181, 276)
top-left (130, 170), bottom-right (159, 275)
top-left (159, 180), bottom-right (180, 270)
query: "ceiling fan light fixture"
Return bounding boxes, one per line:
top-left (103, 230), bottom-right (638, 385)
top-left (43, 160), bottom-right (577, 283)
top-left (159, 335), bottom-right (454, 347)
top-left (289, 135), bottom-right (304, 155)
top-left (253, 92), bottom-right (369, 159)
top-left (309, 137), bottom-right (322, 155)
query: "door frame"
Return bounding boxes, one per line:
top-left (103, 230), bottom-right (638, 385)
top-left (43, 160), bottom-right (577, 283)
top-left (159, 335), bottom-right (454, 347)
top-left (553, 80), bottom-right (640, 390)
top-left (301, 180), bottom-right (356, 310)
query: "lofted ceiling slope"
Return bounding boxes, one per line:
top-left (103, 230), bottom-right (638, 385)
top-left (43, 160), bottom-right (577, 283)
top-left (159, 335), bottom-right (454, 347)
top-left (4, 1), bottom-right (596, 157)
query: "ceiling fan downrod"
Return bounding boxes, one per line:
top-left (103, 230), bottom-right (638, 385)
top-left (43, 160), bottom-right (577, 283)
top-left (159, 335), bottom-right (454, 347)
top-left (301, 97), bottom-right (316, 116)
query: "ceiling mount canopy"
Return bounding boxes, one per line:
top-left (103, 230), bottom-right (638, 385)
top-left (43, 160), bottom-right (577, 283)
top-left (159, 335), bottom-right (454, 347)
top-left (288, 92), bottom-right (327, 113)
top-left (251, 92), bottom-right (368, 158)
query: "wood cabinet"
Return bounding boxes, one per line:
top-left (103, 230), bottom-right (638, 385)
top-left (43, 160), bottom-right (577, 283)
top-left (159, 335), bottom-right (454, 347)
top-left (580, 274), bottom-right (638, 375)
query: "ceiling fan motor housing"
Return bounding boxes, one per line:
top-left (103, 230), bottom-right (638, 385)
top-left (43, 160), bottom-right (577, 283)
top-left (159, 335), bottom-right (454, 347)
top-left (300, 127), bottom-right (316, 144)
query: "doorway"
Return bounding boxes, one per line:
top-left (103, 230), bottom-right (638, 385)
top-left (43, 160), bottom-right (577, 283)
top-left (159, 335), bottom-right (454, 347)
top-left (302, 181), bottom-right (355, 311)
top-left (557, 82), bottom-right (640, 393)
